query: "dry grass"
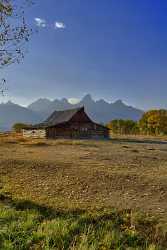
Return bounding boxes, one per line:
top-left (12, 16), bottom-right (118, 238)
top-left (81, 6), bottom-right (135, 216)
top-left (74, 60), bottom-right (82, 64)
top-left (0, 134), bottom-right (167, 219)
top-left (1, 134), bottom-right (167, 248)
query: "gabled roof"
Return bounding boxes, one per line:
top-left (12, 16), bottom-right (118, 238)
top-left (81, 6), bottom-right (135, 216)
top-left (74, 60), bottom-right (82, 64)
top-left (32, 107), bottom-right (84, 128)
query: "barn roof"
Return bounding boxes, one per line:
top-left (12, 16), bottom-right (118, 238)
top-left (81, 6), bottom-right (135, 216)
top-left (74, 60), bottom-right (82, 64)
top-left (31, 107), bottom-right (84, 129)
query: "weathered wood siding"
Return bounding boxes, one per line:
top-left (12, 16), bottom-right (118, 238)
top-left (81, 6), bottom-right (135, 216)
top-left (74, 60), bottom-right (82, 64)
top-left (46, 122), bottom-right (109, 139)
top-left (23, 129), bottom-right (46, 138)
top-left (23, 108), bottom-right (109, 139)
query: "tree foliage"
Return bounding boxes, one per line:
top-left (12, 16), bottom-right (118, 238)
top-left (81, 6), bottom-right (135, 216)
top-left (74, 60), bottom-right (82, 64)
top-left (107, 119), bottom-right (139, 135)
top-left (12, 122), bottom-right (29, 132)
top-left (0, 0), bottom-right (32, 69)
top-left (139, 110), bottom-right (167, 135)
top-left (107, 110), bottom-right (167, 136)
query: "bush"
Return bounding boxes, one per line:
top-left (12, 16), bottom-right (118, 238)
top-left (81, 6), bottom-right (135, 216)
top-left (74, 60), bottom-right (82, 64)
top-left (12, 123), bottom-right (30, 133)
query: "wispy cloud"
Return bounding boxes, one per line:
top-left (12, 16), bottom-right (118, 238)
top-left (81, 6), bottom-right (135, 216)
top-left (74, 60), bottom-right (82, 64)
top-left (54, 21), bottom-right (66, 29)
top-left (34, 18), bottom-right (47, 28)
top-left (34, 18), bottom-right (66, 31)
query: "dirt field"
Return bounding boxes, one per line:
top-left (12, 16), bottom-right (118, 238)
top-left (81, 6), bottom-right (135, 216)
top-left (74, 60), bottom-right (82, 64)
top-left (1, 135), bottom-right (167, 220)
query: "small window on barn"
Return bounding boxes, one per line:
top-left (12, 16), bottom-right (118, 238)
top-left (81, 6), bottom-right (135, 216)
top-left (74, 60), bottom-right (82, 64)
top-left (94, 124), bottom-right (97, 130)
top-left (81, 127), bottom-right (88, 132)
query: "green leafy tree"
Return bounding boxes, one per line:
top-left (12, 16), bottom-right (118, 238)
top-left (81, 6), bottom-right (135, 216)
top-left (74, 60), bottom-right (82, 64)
top-left (107, 119), bottom-right (139, 135)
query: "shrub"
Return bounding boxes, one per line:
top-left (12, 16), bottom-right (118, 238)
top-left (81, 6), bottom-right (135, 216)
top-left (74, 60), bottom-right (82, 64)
top-left (12, 123), bottom-right (30, 133)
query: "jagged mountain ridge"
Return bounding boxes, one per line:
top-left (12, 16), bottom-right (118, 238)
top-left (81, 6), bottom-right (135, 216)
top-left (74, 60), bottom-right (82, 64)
top-left (28, 94), bottom-right (144, 124)
top-left (0, 95), bottom-right (143, 131)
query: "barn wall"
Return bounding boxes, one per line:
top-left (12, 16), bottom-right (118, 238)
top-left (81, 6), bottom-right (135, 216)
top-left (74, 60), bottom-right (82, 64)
top-left (23, 129), bottom-right (46, 138)
top-left (46, 123), bottom-right (109, 139)
top-left (46, 126), bottom-right (72, 139)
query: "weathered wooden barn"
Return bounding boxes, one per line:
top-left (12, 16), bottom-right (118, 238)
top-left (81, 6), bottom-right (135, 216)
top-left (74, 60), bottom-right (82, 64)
top-left (23, 107), bottom-right (109, 139)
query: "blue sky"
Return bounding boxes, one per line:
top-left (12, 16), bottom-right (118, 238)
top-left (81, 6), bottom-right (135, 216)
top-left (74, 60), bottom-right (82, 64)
top-left (1, 0), bottom-right (167, 110)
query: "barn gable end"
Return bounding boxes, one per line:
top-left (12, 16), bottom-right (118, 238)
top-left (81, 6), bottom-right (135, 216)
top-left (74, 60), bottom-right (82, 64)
top-left (69, 107), bottom-right (93, 123)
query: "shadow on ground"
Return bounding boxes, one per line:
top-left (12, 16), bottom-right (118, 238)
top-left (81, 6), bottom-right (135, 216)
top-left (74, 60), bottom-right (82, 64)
top-left (111, 138), bottom-right (167, 145)
top-left (1, 191), bottom-right (167, 250)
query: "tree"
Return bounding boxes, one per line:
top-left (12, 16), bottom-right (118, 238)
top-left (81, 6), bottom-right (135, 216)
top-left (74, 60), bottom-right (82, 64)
top-left (107, 119), bottom-right (119, 134)
top-left (123, 120), bottom-right (139, 135)
top-left (107, 119), bottom-right (139, 135)
top-left (12, 122), bottom-right (29, 132)
top-left (139, 110), bottom-right (167, 135)
top-left (0, 0), bottom-right (32, 92)
top-left (0, 0), bottom-right (32, 68)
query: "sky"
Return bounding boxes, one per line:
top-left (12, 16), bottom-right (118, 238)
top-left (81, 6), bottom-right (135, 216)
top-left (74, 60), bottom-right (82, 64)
top-left (1, 0), bottom-right (167, 110)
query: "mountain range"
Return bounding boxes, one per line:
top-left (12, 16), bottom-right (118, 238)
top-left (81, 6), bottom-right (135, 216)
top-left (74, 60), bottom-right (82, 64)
top-left (0, 95), bottom-right (143, 131)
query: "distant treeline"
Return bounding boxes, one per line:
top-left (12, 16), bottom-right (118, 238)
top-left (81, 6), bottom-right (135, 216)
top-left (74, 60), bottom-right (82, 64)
top-left (107, 110), bottom-right (167, 136)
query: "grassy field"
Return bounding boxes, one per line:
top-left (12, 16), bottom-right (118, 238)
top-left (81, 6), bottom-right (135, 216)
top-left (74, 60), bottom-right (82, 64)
top-left (1, 134), bottom-right (167, 249)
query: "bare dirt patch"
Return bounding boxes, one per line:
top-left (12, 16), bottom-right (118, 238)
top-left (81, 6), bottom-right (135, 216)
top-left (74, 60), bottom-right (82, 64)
top-left (1, 135), bottom-right (167, 220)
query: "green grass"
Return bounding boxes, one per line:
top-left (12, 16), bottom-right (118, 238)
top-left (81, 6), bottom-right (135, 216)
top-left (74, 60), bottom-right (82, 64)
top-left (0, 194), bottom-right (167, 250)
top-left (1, 136), bottom-right (167, 249)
